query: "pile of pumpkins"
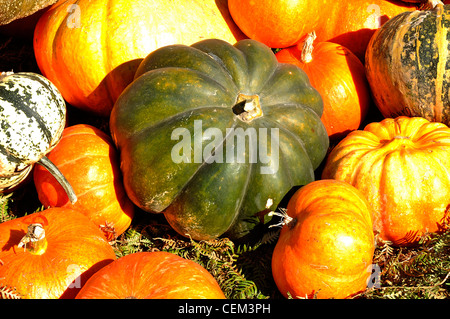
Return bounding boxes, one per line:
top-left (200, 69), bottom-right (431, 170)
top-left (0, 0), bottom-right (449, 299)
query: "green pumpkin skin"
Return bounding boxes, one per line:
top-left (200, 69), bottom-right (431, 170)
top-left (365, 3), bottom-right (450, 126)
top-left (110, 39), bottom-right (329, 241)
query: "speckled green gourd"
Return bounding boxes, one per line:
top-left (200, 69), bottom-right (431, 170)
top-left (110, 39), bottom-right (329, 241)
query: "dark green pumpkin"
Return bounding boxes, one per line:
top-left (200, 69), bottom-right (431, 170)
top-left (110, 39), bottom-right (329, 241)
top-left (365, 1), bottom-right (450, 126)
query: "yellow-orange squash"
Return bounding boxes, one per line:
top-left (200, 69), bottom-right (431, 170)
top-left (271, 179), bottom-right (375, 299)
top-left (322, 116), bottom-right (450, 245)
top-left (33, 0), bottom-right (246, 116)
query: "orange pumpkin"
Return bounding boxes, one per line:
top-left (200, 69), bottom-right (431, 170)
top-left (322, 116), bottom-right (450, 245)
top-left (33, 0), bottom-right (246, 116)
top-left (75, 251), bottom-right (226, 299)
top-left (228, 0), bottom-right (416, 60)
top-left (276, 32), bottom-right (371, 140)
top-left (0, 208), bottom-right (116, 299)
top-left (33, 124), bottom-right (134, 240)
top-left (271, 179), bottom-right (375, 299)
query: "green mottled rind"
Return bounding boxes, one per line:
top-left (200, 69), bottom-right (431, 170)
top-left (110, 39), bottom-right (328, 241)
top-left (366, 3), bottom-right (450, 126)
top-left (0, 72), bottom-right (66, 190)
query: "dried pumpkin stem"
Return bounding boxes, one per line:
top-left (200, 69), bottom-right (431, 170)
top-left (268, 208), bottom-right (295, 228)
top-left (232, 93), bottom-right (263, 122)
top-left (18, 223), bottom-right (47, 255)
top-left (37, 156), bottom-right (77, 204)
top-left (301, 31), bottom-right (317, 64)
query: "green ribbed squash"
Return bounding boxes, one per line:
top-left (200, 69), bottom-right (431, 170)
top-left (365, 1), bottom-right (450, 126)
top-left (110, 39), bottom-right (329, 241)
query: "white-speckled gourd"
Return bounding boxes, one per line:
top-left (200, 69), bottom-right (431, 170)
top-left (0, 72), bottom-right (76, 202)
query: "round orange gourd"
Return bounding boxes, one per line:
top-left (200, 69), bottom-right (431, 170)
top-left (0, 208), bottom-right (116, 299)
top-left (228, 0), bottom-right (415, 60)
top-left (75, 251), bottom-right (226, 299)
top-left (33, 0), bottom-right (246, 116)
top-left (271, 179), bottom-right (375, 299)
top-left (276, 32), bottom-right (371, 140)
top-left (322, 116), bottom-right (450, 245)
top-left (33, 124), bottom-right (134, 239)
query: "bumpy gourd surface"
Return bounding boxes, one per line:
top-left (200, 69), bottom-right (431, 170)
top-left (0, 72), bottom-right (65, 189)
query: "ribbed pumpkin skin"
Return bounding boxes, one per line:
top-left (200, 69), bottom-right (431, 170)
top-left (0, 72), bottom-right (65, 191)
top-left (271, 179), bottom-right (375, 299)
top-left (33, 124), bottom-right (134, 238)
top-left (322, 117), bottom-right (450, 245)
top-left (0, 208), bottom-right (116, 299)
top-left (110, 39), bottom-right (329, 241)
top-left (228, 0), bottom-right (415, 60)
top-left (33, 0), bottom-right (245, 116)
top-left (276, 40), bottom-right (371, 140)
top-left (365, 3), bottom-right (450, 126)
top-left (76, 252), bottom-right (226, 299)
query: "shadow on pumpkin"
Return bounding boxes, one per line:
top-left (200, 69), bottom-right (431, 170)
top-left (86, 58), bottom-right (143, 118)
top-left (1, 229), bottom-right (26, 252)
top-left (390, 206), bottom-right (450, 246)
top-left (214, 0), bottom-right (248, 43)
top-left (327, 15), bottom-right (390, 63)
top-left (59, 258), bottom-right (115, 299)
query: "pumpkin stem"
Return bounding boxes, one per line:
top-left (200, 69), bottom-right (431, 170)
top-left (232, 93), bottom-right (263, 122)
top-left (37, 156), bottom-right (77, 204)
top-left (268, 208), bottom-right (295, 228)
top-left (18, 223), bottom-right (47, 255)
top-left (301, 31), bottom-right (317, 64)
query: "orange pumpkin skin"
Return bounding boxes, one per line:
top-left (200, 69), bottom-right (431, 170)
top-left (0, 208), bottom-right (116, 299)
top-left (33, 124), bottom-right (134, 239)
top-left (276, 36), bottom-right (371, 140)
top-left (33, 0), bottom-right (246, 116)
top-left (75, 251), bottom-right (226, 299)
top-left (271, 179), bottom-right (375, 299)
top-left (228, 0), bottom-right (415, 60)
top-left (322, 117), bottom-right (450, 245)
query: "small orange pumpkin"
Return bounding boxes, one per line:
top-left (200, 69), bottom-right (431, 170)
top-left (271, 179), bottom-right (375, 299)
top-left (276, 32), bottom-right (371, 140)
top-left (0, 208), bottom-right (116, 299)
top-left (322, 116), bottom-right (450, 245)
top-left (33, 124), bottom-right (134, 240)
top-left (75, 251), bottom-right (226, 299)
